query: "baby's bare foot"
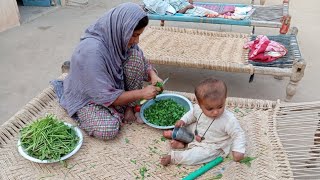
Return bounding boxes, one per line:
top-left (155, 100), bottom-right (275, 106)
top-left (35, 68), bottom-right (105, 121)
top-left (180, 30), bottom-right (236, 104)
top-left (160, 155), bottom-right (171, 166)
top-left (170, 140), bottom-right (185, 149)
top-left (163, 130), bottom-right (173, 139)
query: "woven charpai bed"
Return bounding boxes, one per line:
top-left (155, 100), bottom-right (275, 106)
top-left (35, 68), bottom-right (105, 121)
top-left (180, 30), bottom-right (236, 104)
top-left (1, 76), bottom-right (319, 179)
top-left (139, 26), bottom-right (306, 101)
top-left (145, 0), bottom-right (290, 34)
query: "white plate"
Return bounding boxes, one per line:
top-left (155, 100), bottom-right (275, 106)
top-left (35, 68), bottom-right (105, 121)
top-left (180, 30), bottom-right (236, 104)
top-left (17, 122), bottom-right (83, 163)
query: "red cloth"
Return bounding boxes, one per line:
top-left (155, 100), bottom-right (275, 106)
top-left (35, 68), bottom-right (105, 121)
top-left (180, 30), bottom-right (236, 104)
top-left (244, 35), bottom-right (288, 63)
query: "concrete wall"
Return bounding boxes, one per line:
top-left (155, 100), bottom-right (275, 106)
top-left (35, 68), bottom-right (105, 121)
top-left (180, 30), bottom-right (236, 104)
top-left (0, 0), bottom-right (20, 32)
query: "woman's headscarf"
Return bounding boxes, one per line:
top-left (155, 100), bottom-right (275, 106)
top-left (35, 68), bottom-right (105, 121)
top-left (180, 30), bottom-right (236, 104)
top-left (60, 3), bottom-right (147, 116)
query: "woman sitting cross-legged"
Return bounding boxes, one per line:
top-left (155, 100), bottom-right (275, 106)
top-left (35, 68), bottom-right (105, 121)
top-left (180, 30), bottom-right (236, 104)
top-left (60, 3), bottom-right (162, 140)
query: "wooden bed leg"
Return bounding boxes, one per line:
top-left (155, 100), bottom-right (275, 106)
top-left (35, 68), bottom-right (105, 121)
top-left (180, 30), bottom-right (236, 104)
top-left (260, 0), bottom-right (266, 5)
top-left (285, 61), bottom-right (306, 101)
top-left (289, 26), bottom-right (299, 36)
top-left (160, 20), bottom-right (165, 26)
top-left (61, 61), bottom-right (70, 73)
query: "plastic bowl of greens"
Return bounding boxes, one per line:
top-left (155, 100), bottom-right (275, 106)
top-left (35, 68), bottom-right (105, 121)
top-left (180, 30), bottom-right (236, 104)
top-left (17, 115), bottom-right (83, 163)
top-left (140, 93), bottom-right (193, 129)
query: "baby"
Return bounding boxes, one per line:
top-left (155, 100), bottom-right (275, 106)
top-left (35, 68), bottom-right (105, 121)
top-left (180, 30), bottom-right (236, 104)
top-left (160, 78), bottom-right (246, 166)
top-left (165, 0), bottom-right (219, 17)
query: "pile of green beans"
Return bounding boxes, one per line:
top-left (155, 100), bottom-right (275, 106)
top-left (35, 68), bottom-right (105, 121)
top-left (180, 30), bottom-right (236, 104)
top-left (19, 115), bottom-right (79, 161)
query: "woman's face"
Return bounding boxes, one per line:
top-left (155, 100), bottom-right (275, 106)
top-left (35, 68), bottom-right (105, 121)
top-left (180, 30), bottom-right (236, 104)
top-left (127, 27), bottom-right (145, 48)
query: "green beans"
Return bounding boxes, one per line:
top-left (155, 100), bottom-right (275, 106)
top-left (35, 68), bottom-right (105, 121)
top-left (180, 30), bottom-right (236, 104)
top-left (144, 99), bottom-right (187, 126)
top-left (19, 114), bottom-right (79, 161)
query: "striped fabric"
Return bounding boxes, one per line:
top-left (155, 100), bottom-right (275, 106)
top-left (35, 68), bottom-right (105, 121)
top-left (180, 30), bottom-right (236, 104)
top-left (194, 3), bottom-right (235, 14)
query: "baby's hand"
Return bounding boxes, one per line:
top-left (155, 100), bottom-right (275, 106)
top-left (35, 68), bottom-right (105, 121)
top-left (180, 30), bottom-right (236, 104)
top-left (186, 4), bottom-right (194, 9)
top-left (195, 135), bottom-right (202, 142)
top-left (175, 120), bottom-right (185, 127)
top-left (232, 151), bottom-right (245, 162)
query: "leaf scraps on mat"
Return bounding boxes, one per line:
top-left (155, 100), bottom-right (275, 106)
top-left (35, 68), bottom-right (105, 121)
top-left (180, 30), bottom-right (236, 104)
top-left (160, 136), bottom-right (167, 142)
top-left (137, 166), bottom-right (149, 180)
top-left (131, 159), bottom-right (137, 164)
top-left (240, 157), bottom-right (256, 167)
top-left (212, 173), bottom-right (223, 179)
top-left (234, 108), bottom-right (245, 117)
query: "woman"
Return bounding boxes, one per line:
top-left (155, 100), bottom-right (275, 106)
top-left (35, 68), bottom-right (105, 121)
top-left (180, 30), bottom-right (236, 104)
top-left (60, 3), bottom-right (162, 140)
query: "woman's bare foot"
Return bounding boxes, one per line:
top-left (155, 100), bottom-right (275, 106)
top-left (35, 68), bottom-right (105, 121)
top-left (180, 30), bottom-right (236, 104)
top-left (170, 140), bottom-right (185, 149)
top-left (163, 130), bottom-right (173, 139)
top-left (160, 155), bottom-right (171, 166)
top-left (135, 112), bottom-right (144, 124)
top-left (124, 107), bottom-right (136, 123)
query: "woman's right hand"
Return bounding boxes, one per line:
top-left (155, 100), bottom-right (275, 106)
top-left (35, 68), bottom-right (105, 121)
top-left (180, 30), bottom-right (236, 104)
top-left (141, 85), bottom-right (160, 99)
top-left (175, 120), bottom-right (185, 127)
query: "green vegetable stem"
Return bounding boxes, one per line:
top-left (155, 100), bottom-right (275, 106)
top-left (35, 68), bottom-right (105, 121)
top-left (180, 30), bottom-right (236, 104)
top-left (19, 114), bottom-right (79, 161)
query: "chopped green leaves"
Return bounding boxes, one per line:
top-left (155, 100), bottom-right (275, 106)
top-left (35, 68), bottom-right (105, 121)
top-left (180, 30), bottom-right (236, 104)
top-left (240, 157), bottom-right (256, 167)
top-left (138, 166), bottom-right (148, 180)
top-left (131, 159), bottom-right (137, 164)
top-left (212, 174), bottom-right (223, 179)
top-left (144, 99), bottom-right (187, 126)
top-left (160, 136), bottom-right (167, 142)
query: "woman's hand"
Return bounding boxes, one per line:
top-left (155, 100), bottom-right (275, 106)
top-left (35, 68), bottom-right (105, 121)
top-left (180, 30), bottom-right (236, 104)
top-left (175, 120), bottom-right (185, 127)
top-left (149, 70), bottom-right (163, 86)
top-left (141, 85), bottom-right (160, 99)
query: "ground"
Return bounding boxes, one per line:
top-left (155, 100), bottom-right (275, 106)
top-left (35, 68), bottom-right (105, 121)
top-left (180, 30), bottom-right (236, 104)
top-left (0, 0), bottom-right (319, 125)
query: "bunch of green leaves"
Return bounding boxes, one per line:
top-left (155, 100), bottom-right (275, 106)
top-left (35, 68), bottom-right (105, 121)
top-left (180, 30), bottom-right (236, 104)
top-left (155, 82), bottom-right (163, 88)
top-left (19, 114), bottom-right (79, 161)
top-left (155, 82), bottom-right (164, 94)
top-left (143, 99), bottom-right (187, 126)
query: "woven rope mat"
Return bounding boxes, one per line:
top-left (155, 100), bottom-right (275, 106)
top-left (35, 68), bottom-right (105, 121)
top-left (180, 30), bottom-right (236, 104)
top-left (275, 101), bottom-right (320, 179)
top-left (0, 85), bottom-right (293, 179)
top-left (139, 26), bottom-right (250, 70)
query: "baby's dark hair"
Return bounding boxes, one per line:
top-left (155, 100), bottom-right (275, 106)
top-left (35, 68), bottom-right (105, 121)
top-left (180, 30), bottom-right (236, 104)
top-left (195, 78), bottom-right (227, 103)
top-left (134, 16), bottom-right (149, 31)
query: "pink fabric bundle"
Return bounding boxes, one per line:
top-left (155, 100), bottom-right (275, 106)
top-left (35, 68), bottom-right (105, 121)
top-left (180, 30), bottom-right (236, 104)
top-left (244, 35), bottom-right (288, 62)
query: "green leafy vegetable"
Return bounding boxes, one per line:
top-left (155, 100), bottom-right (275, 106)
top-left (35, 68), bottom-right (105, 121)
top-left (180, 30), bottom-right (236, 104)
top-left (155, 82), bottom-right (164, 88)
top-left (212, 174), bottom-right (223, 179)
top-left (131, 159), bottom-right (137, 164)
top-left (139, 166), bottom-right (148, 179)
top-left (144, 99), bottom-right (187, 126)
top-left (19, 114), bottom-right (79, 161)
top-left (160, 136), bottom-right (167, 142)
top-left (240, 157), bottom-right (256, 167)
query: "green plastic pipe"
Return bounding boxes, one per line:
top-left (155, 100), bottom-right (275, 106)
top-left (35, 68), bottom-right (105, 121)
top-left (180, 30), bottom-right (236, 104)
top-left (182, 156), bottom-right (224, 180)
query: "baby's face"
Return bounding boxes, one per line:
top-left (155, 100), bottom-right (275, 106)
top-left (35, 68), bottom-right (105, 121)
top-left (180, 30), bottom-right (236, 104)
top-left (199, 97), bottom-right (226, 119)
